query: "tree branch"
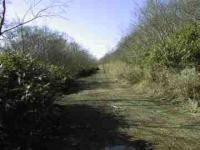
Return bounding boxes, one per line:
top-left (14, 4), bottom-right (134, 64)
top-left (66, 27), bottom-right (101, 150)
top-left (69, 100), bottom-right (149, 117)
top-left (0, 0), bottom-right (68, 36)
top-left (0, 0), bottom-right (6, 35)
top-left (0, 14), bottom-right (53, 35)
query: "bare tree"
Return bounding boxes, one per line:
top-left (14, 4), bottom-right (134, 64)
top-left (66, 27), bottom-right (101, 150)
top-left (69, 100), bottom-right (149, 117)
top-left (0, 0), bottom-right (68, 36)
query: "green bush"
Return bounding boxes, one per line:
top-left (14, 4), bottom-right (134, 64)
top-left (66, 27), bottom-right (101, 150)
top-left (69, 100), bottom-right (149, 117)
top-left (49, 64), bottom-right (73, 90)
top-left (0, 52), bottom-right (72, 149)
top-left (150, 24), bottom-right (200, 68)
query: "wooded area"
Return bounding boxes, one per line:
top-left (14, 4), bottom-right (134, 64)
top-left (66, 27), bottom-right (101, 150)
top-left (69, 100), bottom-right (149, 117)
top-left (102, 0), bottom-right (200, 109)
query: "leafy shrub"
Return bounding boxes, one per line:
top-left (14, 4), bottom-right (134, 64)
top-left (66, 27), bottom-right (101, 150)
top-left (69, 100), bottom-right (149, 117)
top-left (49, 65), bottom-right (73, 91)
top-left (150, 24), bottom-right (200, 68)
top-left (0, 52), bottom-right (71, 149)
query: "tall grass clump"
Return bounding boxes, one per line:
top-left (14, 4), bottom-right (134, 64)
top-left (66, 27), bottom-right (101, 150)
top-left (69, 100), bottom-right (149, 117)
top-left (171, 68), bottom-right (200, 102)
top-left (102, 61), bottom-right (143, 83)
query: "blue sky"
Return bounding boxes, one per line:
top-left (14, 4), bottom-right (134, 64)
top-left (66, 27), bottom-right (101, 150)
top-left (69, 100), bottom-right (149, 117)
top-left (7, 0), bottom-right (147, 58)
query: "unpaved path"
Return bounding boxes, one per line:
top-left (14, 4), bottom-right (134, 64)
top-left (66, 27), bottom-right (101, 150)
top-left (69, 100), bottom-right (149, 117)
top-left (61, 71), bottom-right (200, 150)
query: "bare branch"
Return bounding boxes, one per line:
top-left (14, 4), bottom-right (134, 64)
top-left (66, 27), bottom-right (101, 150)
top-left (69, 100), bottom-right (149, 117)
top-left (0, 0), bottom-right (69, 36)
top-left (1, 14), bottom-right (55, 35)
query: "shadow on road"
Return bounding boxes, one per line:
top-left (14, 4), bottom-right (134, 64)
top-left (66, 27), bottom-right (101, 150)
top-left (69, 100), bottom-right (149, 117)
top-left (66, 78), bottom-right (115, 94)
top-left (35, 104), bottom-right (154, 150)
top-left (30, 74), bottom-right (154, 150)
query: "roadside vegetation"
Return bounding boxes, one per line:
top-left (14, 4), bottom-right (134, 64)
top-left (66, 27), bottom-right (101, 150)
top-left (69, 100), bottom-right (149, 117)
top-left (101, 0), bottom-right (200, 110)
top-left (0, 26), bottom-right (98, 149)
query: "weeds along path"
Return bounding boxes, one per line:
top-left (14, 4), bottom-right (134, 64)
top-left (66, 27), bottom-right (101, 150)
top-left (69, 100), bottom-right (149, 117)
top-left (61, 70), bottom-right (200, 150)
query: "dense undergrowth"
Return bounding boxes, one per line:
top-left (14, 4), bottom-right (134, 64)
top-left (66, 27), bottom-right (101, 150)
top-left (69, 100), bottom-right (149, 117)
top-left (0, 26), bottom-right (98, 150)
top-left (101, 0), bottom-right (200, 110)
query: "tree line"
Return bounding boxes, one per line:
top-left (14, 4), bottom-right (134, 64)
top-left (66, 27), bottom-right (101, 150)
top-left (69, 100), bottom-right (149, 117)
top-left (102, 0), bottom-right (200, 108)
